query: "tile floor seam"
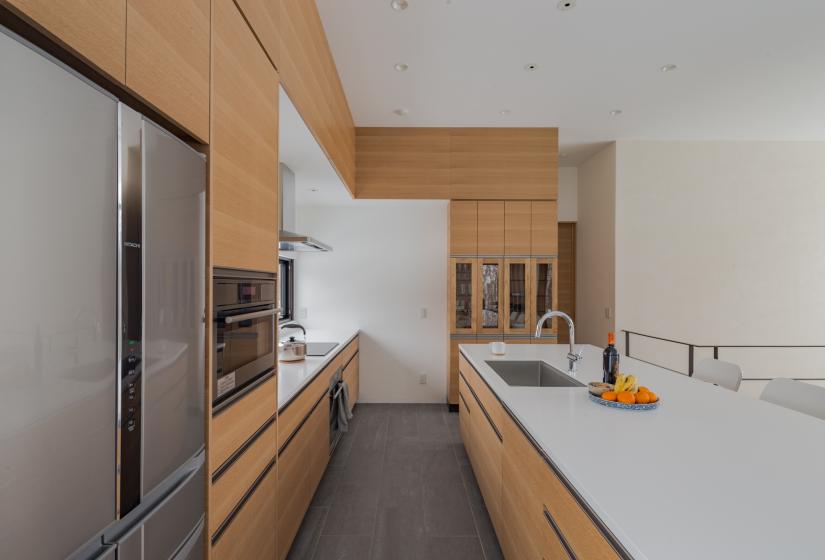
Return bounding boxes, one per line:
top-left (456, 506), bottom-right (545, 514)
top-left (450, 430), bottom-right (490, 560)
top-left (307, 506), bottom-right (330, 560)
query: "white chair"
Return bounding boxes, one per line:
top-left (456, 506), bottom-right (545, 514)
top-left (693, 358), bottom-right (742, 391)
top-left (760, 378), bottom-right (825, 421)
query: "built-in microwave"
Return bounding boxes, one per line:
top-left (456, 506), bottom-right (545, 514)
top-left (213, 268), bottom-right (277, 410)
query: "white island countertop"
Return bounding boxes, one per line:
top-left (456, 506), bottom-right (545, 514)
top-left (278, 329), bottom-right (359, 411)
top-left (459, 343), bottom-right (825, 560)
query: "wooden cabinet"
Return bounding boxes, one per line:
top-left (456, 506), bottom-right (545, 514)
top-left (448, 337), bottom-right (475, 406)
top-left (449, 258), bottom-right (478, 334)
top-left (531, 201), bottom-right (558, 257)
top-left (449, 201), bottom-right (478, 256)
top-left (211, 0), bottom-right (279, 273)
top-left (235, 0), bottom-right (280, 69)
top-left (531, 257), bottom-right (559, 338)
top-left (503, 258), bottom-right (531, 336)
top-left (305, 390), bottom-right (330, 499)
top-left (211, 460), bottom-right (277, 560)
top-left (3, 0), bottom-right (126, 81)
top-left (343, 352), bottom-right (359, 413)
top-left (476, 257), bottom-right (503, 335)
top-left (279, 355), bottom-right (339, 446)
top-left (477, 201), bottom-right (504, 256)
top-left (458, 375), bottom-right (472, 450)
top-left (504, 201), bottom-right (531, 256)
top-left (126, 0), bottom-right (210, 142)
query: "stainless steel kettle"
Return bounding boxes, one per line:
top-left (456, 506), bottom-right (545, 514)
top-left (279, 336), bottom-right (307, 361)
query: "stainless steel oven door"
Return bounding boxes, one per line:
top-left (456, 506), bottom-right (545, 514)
top-left (213, 306), bottom-right (276, 407)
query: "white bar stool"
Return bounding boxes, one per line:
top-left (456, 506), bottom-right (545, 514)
top-left (760, 378), bottom-right (825, 421)
top-left (693, 358), bottom-right (743, 391)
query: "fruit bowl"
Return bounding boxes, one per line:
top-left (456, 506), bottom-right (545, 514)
top-left (588, 393), bottom-right (660, 411)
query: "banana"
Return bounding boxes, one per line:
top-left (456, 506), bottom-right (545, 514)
top-left (614, 374), bottom-right (627, 393)
top-left (626, 375), bottom-right (637, 393)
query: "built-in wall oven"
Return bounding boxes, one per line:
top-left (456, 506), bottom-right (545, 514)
top-left (213, 269), bottom-right (277, 410)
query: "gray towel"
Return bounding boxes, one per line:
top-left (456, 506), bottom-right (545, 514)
top-left (338, 380), bottom-right (354, 432)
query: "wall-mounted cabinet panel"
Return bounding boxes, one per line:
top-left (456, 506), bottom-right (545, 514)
top-left (3, 0), bottom-right (126, 81)
top-left (449, 201), bottom-right (477, 256)
top-left (211, 0), bottom-right (279, 273)
top-left (356, 128), bottom-right (450, 199)
top-left (477, 201), bottom-right (504, 256)
top-left (450, 128), bottom-right (557, 200)
top-left (235, 0), bottom-right (280, 69)
top-left (531, 201), bottom-right (558, 256)
top-left (126, 0), bottom-right (210, 142)
top-left (504, 201), bottom-right (531, 256)
top-left (280, 0), bottom-right (355, 194)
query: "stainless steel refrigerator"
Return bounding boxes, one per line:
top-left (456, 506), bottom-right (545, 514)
top-left (0, 25), bottom-right (206, 560)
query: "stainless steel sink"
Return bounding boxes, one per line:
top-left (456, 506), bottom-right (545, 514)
top-left (485, 360), bottom-right (585, 387)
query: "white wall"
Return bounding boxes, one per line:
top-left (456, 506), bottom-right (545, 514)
top-left (614, 140), bottom-right (825, 396)
top-left (558, 167), bottom-right (578, 222)
top-left (293, 201), bottom-right (448, 403)
top-left (575, 144), bottom-right (616, 346)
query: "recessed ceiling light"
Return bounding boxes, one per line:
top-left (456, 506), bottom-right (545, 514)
top-left (390, 0), bottom-right (408, 11)
top-left (499, 109), bottom-right (511, 115)
top-left (309, 187), bottom-right (319, 192)
top-left (557, 0), bottom-right (576, 10)
top-left (394, 63), bottom-right (409, 72)
top-left (393, 108), bottom-right (410, 116)
top-left (660, 64), bottom-right (678, 73)
top-left (609, 109), bottom-right (623, 116)
top-left (524, 63), bottom-right (538, 72)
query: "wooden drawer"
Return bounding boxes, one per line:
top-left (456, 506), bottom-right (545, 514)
top-left (341, 336), bottom-right (359, 366)
top-left (306, 393), bottom-right (330, 498)
top-left (459, 354), bottom-right (503, 429)
top-left (209, 418), bottom-right (277, 537)
top-left (211, 460), bottom-right (277, 560)
top-left (501, 413), bottom-right (621, 560)
top-left (342, 352), bottom-right (359, 412)
top-left (467, 378), bottom-right (503, 533)
top-left (211, 375), bottom-right (277, 473)
top-left (279, 355), bottom-right (340, 448)
top-left (458, 376), bottom-right (472, 449)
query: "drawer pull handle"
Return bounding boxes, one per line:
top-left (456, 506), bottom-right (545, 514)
top-left (543, 505), bottom-right (578, 560)
top-left (459, 391), bottom-right (470, 411)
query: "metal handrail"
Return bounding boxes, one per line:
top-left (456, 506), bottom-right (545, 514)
top-left (621, 330), bottom-right (825, 379)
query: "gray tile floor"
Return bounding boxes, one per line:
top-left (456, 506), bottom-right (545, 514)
top-left (287, 404), bottom-right (504, 560)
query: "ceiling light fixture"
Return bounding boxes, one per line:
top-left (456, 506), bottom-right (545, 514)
top-left (390, 0), bottom-right (408, 11)
top-left (394, 63), bottom-right (409, 72)
top-left (557, 0), bottom-right (576, 10)
top-left (660, 64), bottom-right (678, 73)
top-left (524, 63), bottom-right (538, 72)
top-left (309, 187), bottom-right (319, 192)
top-left (393, 108), bottom-right (410, 116)
top-left (610, 109), bottom-right (623, 116)
top-left (499, 109), bottom-right (511, 115)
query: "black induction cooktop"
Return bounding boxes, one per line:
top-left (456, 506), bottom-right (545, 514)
top-left (306, 342), bottom-right (338, 357)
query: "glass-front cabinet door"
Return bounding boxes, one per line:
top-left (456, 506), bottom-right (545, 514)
top-left (531, 257), bottom-right (558, 338)
top-left (476, 258), bottom-right (503, 335)
top-left (450, 258), bottom-right (477, 333)
top-left (504, 258), bottom-right (531, 335)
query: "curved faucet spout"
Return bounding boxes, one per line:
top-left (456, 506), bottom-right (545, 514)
top-left (535, 310), bottom-right (582, 373)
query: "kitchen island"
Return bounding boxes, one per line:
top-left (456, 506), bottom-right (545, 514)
top-left (459, 343), bottom-right (825, 560)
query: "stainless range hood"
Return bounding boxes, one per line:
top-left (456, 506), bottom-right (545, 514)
top-left (278, 163), bottom-right (332, 252)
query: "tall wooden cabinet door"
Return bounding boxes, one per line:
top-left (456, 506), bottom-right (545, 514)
top-left (503, 258), bottom-right (531, 336)
top-left (4, 0), bottom-right (126, 81)
top-left (477, 201), bottom-right (504, 256)
top-left (235, 0), bottom-right (280, 68)
top-left (476, 258), bottom-right (503, 336)
top-left (449, 201), bottom-right (477, 256)
top-left (531, 257), bottom-right (558, 338)
top-left (504, 201), bottom-right (531, 256)
top-left (531, 201), bottom-right (558, 256)
top-left (449, 337), bottom-right (475, 406)
top-left (211, 0), bottom-right (279, 273)
top-left (450, 258), bottom-right (478, 334)
top-left (126, 0), bottom-right (210, 142)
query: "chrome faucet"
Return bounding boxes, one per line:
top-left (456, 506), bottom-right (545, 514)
top-left (535, 310), bottom-right (583, 373)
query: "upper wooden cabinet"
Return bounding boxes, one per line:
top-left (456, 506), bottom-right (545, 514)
top-left (477, 201), bottom-right (504, 256)
top-left (235, 0), bottom-right (280, 68)
top-left (211, 0), bottom-right (279, 273)
top-left (126, 0), bottom-right (210, 142)
top-left (356, 128), bottom-right (450, 199)
top-left (3, 0), bottom-right (126, 81)
top-left (531, 201), bottom-right (558, 256)
top-left (449, 201), bottom-right (477, 256)
top-left (504, 201), bottom-right (531, 256)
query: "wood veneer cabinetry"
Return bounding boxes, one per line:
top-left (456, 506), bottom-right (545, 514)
top-left (126, 0), bottom-right (210, 142)
top-left (449, 201), bottom-right (478, 256)
top-left (235, 0), bottom-right (280, 69)
top-left (504, 201), bottom-right (532, 256)
top-left (343, 352), bottom-right (359, 413)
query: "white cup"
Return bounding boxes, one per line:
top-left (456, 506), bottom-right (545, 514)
top-left (489, 341), bottom-right (507, 355)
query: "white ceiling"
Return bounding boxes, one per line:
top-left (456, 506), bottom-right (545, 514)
top-left (317, 0), bottom-right (825, 165)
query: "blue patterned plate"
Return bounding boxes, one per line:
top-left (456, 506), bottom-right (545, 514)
top-left (588, 393), bottom-right (660, 411)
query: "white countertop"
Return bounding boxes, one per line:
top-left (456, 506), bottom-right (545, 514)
top-left (278, 329), bottom-right (359, 411)
top-left (460, 343), bottom-right (825, 560)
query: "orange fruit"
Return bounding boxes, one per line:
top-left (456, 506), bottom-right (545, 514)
top-left (638, 386), bottom-right (650, 394)
top-left (601, 391), bottom-right (617, 402)
top-left (617, 391), bottom-right (635, 405)
top-left (647, 391), bottom-right (659, 403)
top-left (635, 391), bottom-right (651, 405)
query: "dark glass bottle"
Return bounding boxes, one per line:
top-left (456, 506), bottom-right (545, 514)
top-left (603, 332), bottom-right (620, 384)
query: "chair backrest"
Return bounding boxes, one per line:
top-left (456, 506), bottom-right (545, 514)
top-left (760, 378), bottom-right (825, 421)
top-left (693, 358), bottom-right (742, 391)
